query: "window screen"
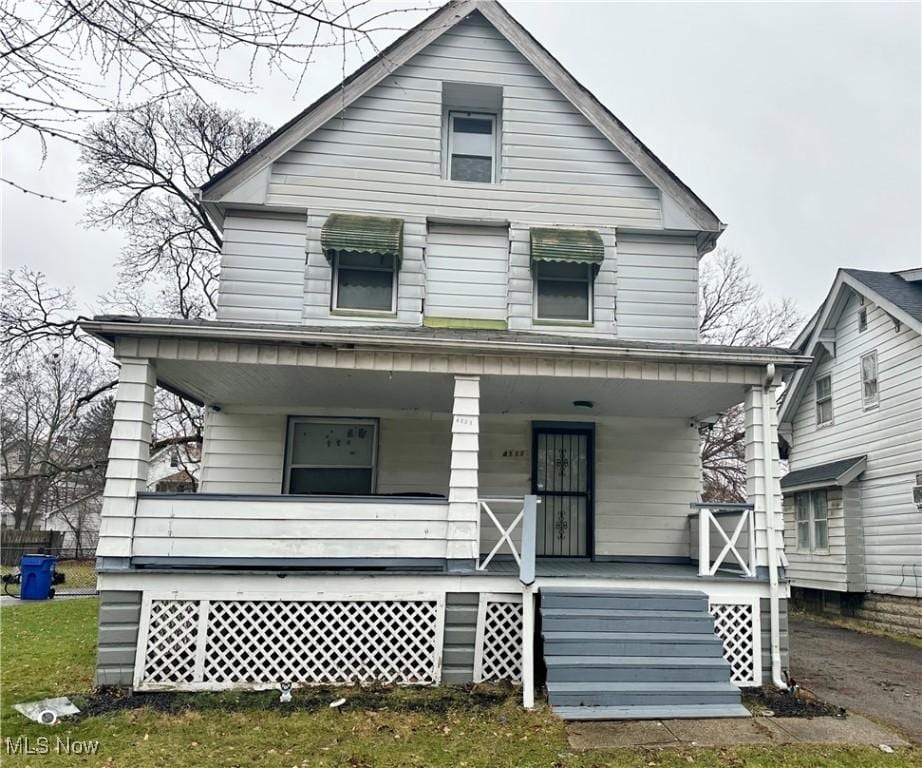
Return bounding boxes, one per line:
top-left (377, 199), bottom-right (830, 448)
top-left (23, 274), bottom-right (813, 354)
top-left (285, 419), bottom-right (377, 495)
top-left (534, 261), bottom-right (592, 322)
top-left (448, 112), bottom-right (495, 183)
top-left (333, 251), bottom-right (395, 312)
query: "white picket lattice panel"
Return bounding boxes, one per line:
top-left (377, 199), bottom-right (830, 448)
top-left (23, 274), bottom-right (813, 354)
top-left (142, 599), bottom-right (201, 683)
top-left (474, 595), bottom-right (522, 683)
top-left (710, 601), bottom-right (760, 686)
top-left (137, 596), bottom-right (443, 689)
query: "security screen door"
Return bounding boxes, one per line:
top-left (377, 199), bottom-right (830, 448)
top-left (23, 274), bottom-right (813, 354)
top-left (532, 425), bottom-right (593, 557)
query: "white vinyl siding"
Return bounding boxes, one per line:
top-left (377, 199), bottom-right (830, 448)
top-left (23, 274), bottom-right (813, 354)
top-left (217, 211), bottom-right (308, 324)
top-left (199, 408), bottom-right (699, 561)
top-left (614, 232), bottom-right (699, 342)
top-left (266, 14), bottom-right (662, 227)
top-left (785, 291), bottom-right (922, 596)
top-left (424, 224), bottom-right (509, 322)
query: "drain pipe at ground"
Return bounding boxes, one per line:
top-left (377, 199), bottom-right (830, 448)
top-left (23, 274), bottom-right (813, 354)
top-left (762, 363), bottom-right (789, 691)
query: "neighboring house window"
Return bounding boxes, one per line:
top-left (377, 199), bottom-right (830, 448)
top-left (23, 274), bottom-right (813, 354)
top-left (447, 111), bottom-right (496, 183)
top-left (285, 417), bottom-right (377, 495)
top-left (858, 307), bottom-right (868, 332)
top-left (815, 375), bottom-right (833, 425)
top-left (534, 262), bottom-right (593, 322)
top-left (794, 489), bottom-right (829, 552)
top-left (332, 251), bottom-right (396, 313)
top-left (861, 351), bottom-right (879, 408)
top-left (169, 450), bottom-right (179, 468)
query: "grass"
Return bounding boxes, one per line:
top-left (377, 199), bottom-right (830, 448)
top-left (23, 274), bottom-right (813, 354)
top-left (1, 599), bottom-right (920, 767)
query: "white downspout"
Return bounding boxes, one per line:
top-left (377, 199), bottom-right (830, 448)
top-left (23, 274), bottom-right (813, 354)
top-left (762, 363), bottom-right (788, 690)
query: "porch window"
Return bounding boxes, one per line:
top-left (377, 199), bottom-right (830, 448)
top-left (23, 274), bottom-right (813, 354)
top-left (447, 111), bottom-right (496, 183)
top-left (815, 375), bottom-right (833, 426)
top-left (284, 417), bottom-right (377, 495)
top-left (794, 489), bottom-right (829, 552)
top-left (861, 351), bottom-right (879, 409)
top-left (534, 261), bottom-right (592, 322)
top-left (332, 251), bottom-right (396, 313)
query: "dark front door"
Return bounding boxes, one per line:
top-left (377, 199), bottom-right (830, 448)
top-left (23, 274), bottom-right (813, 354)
top-left (532, 425), bottom-right (593, 557)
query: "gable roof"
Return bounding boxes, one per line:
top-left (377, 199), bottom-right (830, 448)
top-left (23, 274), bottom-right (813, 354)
top-left (198, 0), bottom-right (724, 236)
top-left (778, 266), bottom-right (922, 425)
top-left (843, 269), bottom-right (922, 326)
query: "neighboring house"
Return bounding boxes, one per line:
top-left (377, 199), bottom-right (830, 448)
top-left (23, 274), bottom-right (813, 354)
top-left (146, 444), bottom-right (201, 493)
top-left (1, 438), bottom-right (102, 556)
top-left (81, 0), bottom-right (810, 719)
top-left (779, 268), bottom-right (922, 637)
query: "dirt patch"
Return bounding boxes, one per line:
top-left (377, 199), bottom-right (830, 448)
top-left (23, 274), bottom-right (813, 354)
top-left (72, 683), bottom-right (512, 721)
top-left (742, 686), bottom-right (846, 718)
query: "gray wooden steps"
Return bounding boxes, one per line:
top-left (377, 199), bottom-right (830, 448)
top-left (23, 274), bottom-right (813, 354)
top-left (540, 588), bottom-right (746, 721)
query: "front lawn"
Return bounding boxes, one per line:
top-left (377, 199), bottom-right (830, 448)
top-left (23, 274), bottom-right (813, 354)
top-left (1, 599), bottom-right (918, 767)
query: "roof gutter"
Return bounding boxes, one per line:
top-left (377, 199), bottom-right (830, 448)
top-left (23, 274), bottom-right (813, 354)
top-left (80, 319), bottom-right (812, 369)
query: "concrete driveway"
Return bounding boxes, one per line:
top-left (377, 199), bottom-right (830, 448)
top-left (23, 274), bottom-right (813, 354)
top-left (789, 613), bottom-right (922, 743)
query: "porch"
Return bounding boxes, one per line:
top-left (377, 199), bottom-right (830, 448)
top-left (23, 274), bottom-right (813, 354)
top-left (85, 319), bottom-right (804, 713)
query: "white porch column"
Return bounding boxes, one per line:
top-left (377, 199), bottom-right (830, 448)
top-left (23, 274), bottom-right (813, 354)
top-left (744, 383), bottom-right (784, 572)
top-left (447, 375), bottom-right (480, 565)
top-left (96, 358), bottom-right (155, 562)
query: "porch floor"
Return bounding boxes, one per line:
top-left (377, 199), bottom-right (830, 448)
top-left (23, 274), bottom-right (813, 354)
top-left (485, 558), bottom-right (758, 582)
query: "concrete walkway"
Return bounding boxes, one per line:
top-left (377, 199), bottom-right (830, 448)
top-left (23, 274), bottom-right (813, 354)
top-left (789, 613), bottom-right (922, 743)
top-left (568, 713), bottom-right (908, 749)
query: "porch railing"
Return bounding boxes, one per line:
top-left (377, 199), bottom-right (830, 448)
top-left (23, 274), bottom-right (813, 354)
top-left (688, 502), bottom-right (756, 577)
top-left (476, 495), bottom-right (538, 584)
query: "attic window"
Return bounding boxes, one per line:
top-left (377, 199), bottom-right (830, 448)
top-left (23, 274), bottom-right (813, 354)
top-left (448, 111), bottom-right (496, 183)
top-left (858, 307), bottom-right (868, 332)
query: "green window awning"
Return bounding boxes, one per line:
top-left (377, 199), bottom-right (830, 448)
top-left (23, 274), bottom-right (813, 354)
top-left (321, 213), bottom-right (404, 262)
top-left (530, 227), bottom-right (604, 266)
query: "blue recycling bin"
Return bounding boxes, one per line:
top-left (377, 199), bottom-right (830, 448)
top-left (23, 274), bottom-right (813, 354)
top-left (19, 555), bottom-right (56, 600)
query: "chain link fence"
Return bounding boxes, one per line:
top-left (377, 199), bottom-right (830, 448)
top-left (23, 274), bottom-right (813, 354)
top-left (1, 544), bottom-right (98, 597)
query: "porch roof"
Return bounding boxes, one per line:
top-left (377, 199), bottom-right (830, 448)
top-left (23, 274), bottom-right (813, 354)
top-left (84, 316), bottom-right (810, 368)
top-left (81, 316), bottom-right (810, 418)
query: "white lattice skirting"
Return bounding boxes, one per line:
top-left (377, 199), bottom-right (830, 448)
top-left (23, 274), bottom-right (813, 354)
top-left (473, 593), bottom-right (523, 683)
top-left (709, 599), bottom-right (762, 687)
top-left (135, 595), bottom-right (444, 690)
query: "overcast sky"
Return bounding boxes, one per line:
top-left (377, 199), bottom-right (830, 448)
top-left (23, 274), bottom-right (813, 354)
top-left (3, 0), bottom-right (920, 319)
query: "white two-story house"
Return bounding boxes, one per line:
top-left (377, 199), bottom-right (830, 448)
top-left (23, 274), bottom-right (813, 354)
top-left (779, 268), bottom-right (922, 637)
top-left (83, 0), bottom-right (810, 719)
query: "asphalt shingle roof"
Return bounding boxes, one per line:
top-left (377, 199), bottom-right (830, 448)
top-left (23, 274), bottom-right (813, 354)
top-left (781, 455), bottom-right (867, 489)
top-left (844, 269), bottom-right (922, 324)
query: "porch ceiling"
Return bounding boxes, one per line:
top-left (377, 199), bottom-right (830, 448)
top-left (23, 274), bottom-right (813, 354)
top-left (155, 359), bottom-right (751, 418)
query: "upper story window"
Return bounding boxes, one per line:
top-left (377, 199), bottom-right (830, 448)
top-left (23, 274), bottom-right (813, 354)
top-left (284, 417), bottom-right (378, 495)
top-left (861, 350), bottom-right (879, 409)
top-left (815, 374), bottom-right (833, 426)
top-left (534, 262), bottom-right (592, 322)
top-left (448, 111), bottom-right (496, 183)
top-left (320, 213), bottom-right (403, 315)
top-left (795, 489), bottom-right (829, 552)
top-left (332, 251), bottom-right (397, 313)
top-left (858, 306), bottom-right (868, 332)
top-left (529, 227), bottom-right (604, 326)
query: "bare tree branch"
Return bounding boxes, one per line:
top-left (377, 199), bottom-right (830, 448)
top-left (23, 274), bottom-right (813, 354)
top-left (698, 249), bottom-right (802, 502)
